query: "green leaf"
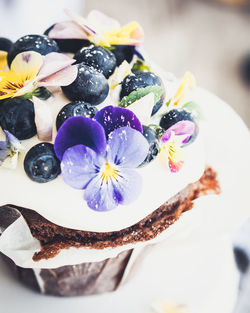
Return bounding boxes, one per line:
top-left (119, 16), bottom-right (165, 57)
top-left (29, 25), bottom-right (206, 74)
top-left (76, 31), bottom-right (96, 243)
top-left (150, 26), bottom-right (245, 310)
top-left (148, 124), bottom-right (164, 139)
top-left (165, 99), bottom-right (171, 107)
top-left (33, 87), bottom-right (52, 100)
top-left (182, 101), bottom-right (204, 120)
top-left (21, 87), bottom-right (52, 101)
top-left (103, 45), bottom-right (115, 50)
top-left (119, 85), bottom-right (164, 108)
top-left (131, 59), bottom-right (150, 72)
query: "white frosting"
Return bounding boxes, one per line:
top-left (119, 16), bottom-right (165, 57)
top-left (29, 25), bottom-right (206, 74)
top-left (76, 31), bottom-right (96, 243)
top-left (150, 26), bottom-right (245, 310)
top-left (0, 74), bottom-right (206, 232)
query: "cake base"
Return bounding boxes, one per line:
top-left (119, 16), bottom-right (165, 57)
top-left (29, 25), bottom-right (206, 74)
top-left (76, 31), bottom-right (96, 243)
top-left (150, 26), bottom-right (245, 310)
top-left (1, 249), bottom-right (134, 296)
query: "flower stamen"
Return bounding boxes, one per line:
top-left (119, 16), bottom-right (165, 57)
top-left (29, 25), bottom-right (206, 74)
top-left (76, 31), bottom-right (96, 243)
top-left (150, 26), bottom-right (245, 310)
top-left (101, 162), bottom-right (119, 183)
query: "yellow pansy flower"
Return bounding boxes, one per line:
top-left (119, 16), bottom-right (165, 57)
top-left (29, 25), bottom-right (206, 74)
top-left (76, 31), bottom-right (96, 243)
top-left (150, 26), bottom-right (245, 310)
top-left (0, 51), bottom-right (43, 100)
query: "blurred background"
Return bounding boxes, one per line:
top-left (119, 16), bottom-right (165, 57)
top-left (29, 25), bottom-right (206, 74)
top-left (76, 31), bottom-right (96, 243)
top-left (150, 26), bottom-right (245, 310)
top-left (0, 0), bottom-right (250, 312)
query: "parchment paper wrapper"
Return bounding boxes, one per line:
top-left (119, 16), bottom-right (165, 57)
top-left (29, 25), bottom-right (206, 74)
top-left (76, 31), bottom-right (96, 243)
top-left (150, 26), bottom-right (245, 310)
top-left (0, 205), bottom-right (148, 296)
top-left (1, 248), bottom-right (145, 296)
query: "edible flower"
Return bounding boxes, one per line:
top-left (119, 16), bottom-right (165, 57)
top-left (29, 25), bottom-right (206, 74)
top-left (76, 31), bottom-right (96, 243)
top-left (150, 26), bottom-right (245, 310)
top-left (159, 121), bottom-right (195, 173)
top-left (0, 51), bottom-right (77, 100)
top-left (0, 51), bottom-right (8, 71)
top-left (0, 130), bottom-right (24, 169)
top-left (168, 72), bottom-right (196, 109)
top-left (49, 9), bottom-right (144, 47)
top-left (54, 106), bottom-right (148, 211)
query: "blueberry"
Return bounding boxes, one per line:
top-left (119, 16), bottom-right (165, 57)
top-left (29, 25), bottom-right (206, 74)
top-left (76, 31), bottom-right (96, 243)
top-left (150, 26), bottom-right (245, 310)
top-left (111, 45), bottom-right (135, 66)
top-left (140, 125), bottom-right (159, 166)
top-left (120, 71), bottom-right (165, 115)
top-left (0, 97), bottom-right (36, 140)
top-left (0, 37), bottom-right (13, 52)
top-left (44, 24), bottom-right (90, 53)
top-left (24, 143), bottom-right (61, 183)
top-left (160, 109), bottom-right (198, 145)
top-left (56, 101), bottom-right (98, 130)
top-left (7, 34), bottom-right (60, 67)
top-left (62, 63), bottom-right (109, 105)
top-left (74, 45), bottom-right (117, 78)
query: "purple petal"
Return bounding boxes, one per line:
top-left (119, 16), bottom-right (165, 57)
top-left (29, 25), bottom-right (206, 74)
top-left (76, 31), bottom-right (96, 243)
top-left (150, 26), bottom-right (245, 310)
top-left (0, 141), bottom-right (9, 163)
top-left (84, 174), bottom-right (118, 211)
top-left (111, 168), bottom-right (142, 205)
top-left (161, 121), bottom-right (195, 144)
top-left (84, 167), bottom-right (142, 211)
top-left (54, 116), bottom-right (106, 161)
top-left (61, 144), bottom-right (104, 189)
top-left (48, 21), bottom-right (88, 39)
top-left (107, 127), bottom-right (149, 168)
top-left (161, 130), bottom-right (172, 143)
top-left (94, 106), bottom-right (143, 137)
top-left (38, 65), bottom-right (78, 87)
top-left (38, 52), bottom-right (76, 80)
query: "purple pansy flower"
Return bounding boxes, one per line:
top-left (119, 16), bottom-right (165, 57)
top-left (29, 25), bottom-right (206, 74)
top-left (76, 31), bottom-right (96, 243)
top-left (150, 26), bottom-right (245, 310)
top-left (54, 106), bottom-right (149, 212)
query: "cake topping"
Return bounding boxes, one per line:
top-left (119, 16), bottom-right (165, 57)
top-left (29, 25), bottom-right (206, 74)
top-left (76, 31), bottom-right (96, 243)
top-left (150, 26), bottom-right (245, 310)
top-left (0, 130), bottom-right (24, 169)
top-left (160, 121), bottom-right (195, 172)
top-left (74, 44), bottom-right (117, 78)
top-left (0, 37), bottom-right (13, 71)
top-left (7, 34), bottom-right (60, 67)
top-left (168, 72), bottom-right (196, 109)
top-left (0, 51), bottom-right (77, 100)
top-left (61, 63), bottom-right (109, 105)
top-left (94, 105), bottom-right (143, 137)
top-left (49, 9), bottom-right (144, 47)
top-left (108, 60), bottom-right (132, 90)
top-left (24, 142), bottom-right (61, 183)
top-left (54, 112), bottom-right (148, 211)
top-left (56, 101), bottom-right (98, 131)
top-left (0, 97), bottom-right (37, 140)
top-left (120, 71), bottom-right (165, 115)
top-left (140, 125), bottom-right (159, 166)
top-left (160, 109), bottom-right (198, 146)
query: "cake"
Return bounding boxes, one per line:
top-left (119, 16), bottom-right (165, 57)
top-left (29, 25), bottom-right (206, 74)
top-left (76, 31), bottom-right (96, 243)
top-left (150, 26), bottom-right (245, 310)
top-left (0, 9), bottom-right (221, 296)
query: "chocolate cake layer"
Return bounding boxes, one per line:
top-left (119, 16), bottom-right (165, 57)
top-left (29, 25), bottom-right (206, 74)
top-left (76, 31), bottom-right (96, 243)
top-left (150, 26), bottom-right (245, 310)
top-left (1, 249), bottom-right (133, 296)
top-left (1, 167), bottom-right (220, 262)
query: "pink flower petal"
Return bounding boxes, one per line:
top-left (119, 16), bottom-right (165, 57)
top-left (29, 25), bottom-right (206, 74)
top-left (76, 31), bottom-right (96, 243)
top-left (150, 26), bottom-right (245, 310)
top-left (48, 21), bottom-right (88, 39)
top-left (87, 10), bottom-right (120, 33)
top-left (169, 158), bottom-right (183, 173)
top-left (33, 96), bottom-right (53, 141)
top-left (38, 52), bottom-right (75, 80)
top-left (38, 64), bottom-right (77, 87)
top-left (161, 130), bottom-right (173, 143)
top-left (167, 120), bottom-right (195, 137)
top-left (130, 24), bottom-right (144, 45)
top-left (64, 8), bottom-right (96, 35)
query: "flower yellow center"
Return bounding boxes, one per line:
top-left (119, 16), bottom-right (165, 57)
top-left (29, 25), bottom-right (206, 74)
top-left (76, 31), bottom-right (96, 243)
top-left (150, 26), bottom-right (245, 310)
top-left (101, 162), bottom-right (119, 183)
